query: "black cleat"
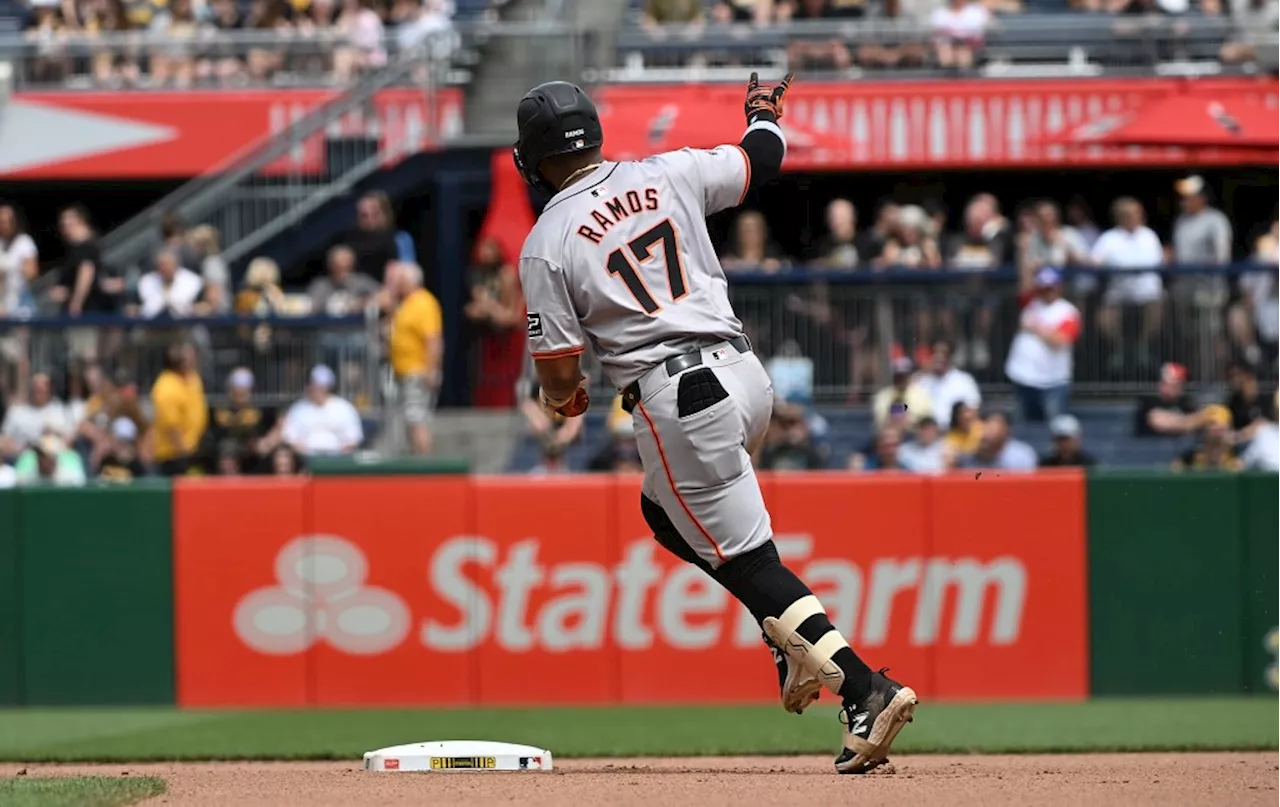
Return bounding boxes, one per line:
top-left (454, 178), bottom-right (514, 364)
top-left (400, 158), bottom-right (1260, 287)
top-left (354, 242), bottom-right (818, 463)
top-left (834, 668), bottom-right (918, 774)
top-left (764, 632), bottom-right (822, 715)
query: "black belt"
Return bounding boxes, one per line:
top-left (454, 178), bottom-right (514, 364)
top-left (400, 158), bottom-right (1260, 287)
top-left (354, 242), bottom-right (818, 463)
top-left (621, 335), bottom-right (751, 414)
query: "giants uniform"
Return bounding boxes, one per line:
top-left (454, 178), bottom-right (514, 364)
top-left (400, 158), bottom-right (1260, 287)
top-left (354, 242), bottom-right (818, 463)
top-left (513, 78), bottom-right (916, 774)
top-left (519, 145), bottom-right (774, 568)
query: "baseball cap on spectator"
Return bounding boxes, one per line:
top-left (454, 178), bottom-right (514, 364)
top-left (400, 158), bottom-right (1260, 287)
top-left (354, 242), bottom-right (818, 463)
top-left (1050, 414), bottom-right (1081, 439)
top-left (1201, 404), bottom-right (1232, 428)
top-left (891, 356), bottom-right (915, 378)
top-left (228, 368), bottom-right (255, 391)
top-left (35, 434), bottom-right (65, 456)
top-left (1160, 362), bottom-right (1188, 384)
top-left (309, 365), bottom-right (336, 390)
top-left (1175, 175), bottom-right (1206, 198)
top-left (1035, 267), bottom-right (1063, 288)
top-left (110, 417), bottom-right (138, 443)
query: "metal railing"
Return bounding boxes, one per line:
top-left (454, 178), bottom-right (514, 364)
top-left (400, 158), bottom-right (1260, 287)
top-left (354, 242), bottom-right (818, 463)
top-left (606, 14), bottom-right (1278, 80)
top-left (711, 263), bottom-right (1278, 401)
top-left (0, 313), bottom-right (380, 414)
top-left (95, 33), bottom-right (455, 276)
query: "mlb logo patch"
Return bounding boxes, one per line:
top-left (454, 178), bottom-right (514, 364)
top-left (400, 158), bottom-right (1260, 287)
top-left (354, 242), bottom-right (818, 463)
top-left (712, 349), bottom-right (728, 361)
top-left (527, 312), bottom-right (544, 338)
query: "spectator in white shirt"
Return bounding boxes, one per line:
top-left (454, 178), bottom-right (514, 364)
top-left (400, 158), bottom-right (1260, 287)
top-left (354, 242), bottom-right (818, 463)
top-left (1228, 219), bottom-right (1278, 368)
top-left (138, 248), bottom-right (204, 319)
top-left (916, 340), bottom-right (981, 428)
top-left (1092, 197), bottom-right (1164, 363)
top-left (962, 412), bottom-right (1038, 471)
top-left (931, 0), bottom-right (990, 69)
top-left (282, 364), bottom-right (364, 456)
top-left (1005, 267), bottom-right (1081, 423)
top-left (1239, 394), bottom-right (1278, 471)
top-left (0, 203), bottom-right (39, 318)
top-left (898, 416), bottom-right (951, 473)
top-left (1, 373), bottom-right (72, 458)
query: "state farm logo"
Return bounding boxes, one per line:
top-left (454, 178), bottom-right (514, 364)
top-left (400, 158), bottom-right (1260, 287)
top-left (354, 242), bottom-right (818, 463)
top-left (234, 536), bottom-right (411, 655)
top-left (233, 535), bottom-right (1027, 656)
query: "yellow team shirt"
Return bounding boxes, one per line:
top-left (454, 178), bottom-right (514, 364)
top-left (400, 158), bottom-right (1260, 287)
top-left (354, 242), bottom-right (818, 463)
top-left (151, 370), bottom-right (208, 462)
top-left (390, 288), bottom-right (443, 378)
top-left (945, 422), bottom-right (983, 459)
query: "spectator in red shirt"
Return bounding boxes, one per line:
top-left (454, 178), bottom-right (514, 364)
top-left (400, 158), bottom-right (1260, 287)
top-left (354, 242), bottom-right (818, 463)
top-left (1004, 267), bottom-right (1081, 423)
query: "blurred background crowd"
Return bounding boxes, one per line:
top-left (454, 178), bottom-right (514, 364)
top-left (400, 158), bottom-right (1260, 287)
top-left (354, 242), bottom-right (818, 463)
top-left (0, 0), bottom-right (1275, 486)
top-left (0, 0), bottom-right (459, 86)
top-left (0, 167), bottom-right (1275, 487)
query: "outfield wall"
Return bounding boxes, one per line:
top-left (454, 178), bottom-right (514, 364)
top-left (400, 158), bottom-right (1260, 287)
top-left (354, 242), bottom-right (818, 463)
top-left (0, 472), bottom-right (1273, 706)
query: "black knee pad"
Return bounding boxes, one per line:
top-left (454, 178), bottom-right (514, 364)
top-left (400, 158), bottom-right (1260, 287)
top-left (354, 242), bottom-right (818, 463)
top-left (641, 493), bottom-right (713, 572)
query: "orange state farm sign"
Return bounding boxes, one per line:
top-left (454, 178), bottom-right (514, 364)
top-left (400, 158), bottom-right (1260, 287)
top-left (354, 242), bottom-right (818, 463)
top-left (172, 472), bottom-right (1088, 707)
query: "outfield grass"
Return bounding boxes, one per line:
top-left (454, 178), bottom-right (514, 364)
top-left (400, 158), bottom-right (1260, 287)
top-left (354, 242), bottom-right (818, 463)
top-left (0, 698), bottom-right (1274, 762)
top-left (0, 777), bottom-right (165, 807)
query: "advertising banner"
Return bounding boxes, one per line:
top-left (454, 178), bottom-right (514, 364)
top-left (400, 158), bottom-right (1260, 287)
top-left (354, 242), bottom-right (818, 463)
top-left (0, 88), bottom-right (464, 179)
top-left (595, 77), bottom-right (1278, 169)
top-left (173, 472), bottom-right (1088, 707)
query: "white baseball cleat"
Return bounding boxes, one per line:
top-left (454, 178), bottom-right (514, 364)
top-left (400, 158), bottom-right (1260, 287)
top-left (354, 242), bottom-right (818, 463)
top-left (834, 668), bottom-right (918, 775)
top-left (765, 633), bottom-right (823, 714)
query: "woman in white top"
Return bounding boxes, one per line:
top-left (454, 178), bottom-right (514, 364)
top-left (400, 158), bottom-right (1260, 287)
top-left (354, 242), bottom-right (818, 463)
top-left (0, 204), bottom-right (38, 318)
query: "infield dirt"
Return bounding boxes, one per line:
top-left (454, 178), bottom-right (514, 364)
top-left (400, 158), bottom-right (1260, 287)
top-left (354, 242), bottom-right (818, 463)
top-left (2, 753), bottom-right (1275, 806)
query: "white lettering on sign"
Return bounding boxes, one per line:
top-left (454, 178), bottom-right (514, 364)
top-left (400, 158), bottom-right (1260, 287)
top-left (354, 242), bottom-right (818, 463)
top-left (238, 535), bottom-right (1029, 656)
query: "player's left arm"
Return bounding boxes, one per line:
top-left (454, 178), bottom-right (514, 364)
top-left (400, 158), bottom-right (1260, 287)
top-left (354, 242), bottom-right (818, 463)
top-left (681, 72), bottom-right (792, 216)
top-left (520, 255), bottom-right (591, 417)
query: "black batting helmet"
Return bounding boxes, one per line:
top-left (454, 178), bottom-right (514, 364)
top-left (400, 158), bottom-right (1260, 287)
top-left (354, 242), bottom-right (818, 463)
top-left (513, 81), bottom-right (603, 196)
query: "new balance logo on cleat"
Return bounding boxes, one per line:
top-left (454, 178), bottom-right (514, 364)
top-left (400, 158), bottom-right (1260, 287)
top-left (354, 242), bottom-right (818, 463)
top-left (835, 669), bottom-right (918, 775)
top-left (850, 712), bottom-right (869, 736)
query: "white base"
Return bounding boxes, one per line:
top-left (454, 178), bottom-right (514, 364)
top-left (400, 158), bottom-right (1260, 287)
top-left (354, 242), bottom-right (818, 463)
top-left (363, 740), bottom-right (553, 772)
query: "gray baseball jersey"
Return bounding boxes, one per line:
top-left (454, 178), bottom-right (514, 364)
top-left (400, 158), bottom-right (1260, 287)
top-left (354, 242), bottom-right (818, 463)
top-left (519, 146), bottom-right (750, 389)
top-left (519, 143), bottom-right (781, 570)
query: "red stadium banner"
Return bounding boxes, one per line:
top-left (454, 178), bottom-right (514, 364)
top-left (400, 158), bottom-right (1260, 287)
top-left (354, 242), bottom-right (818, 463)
top-left (595, 77), bottom-right (1278, 169)
top-left (173, 472), bottom-right (1088, 707)
top-left (0, 88), bottom-right (463, 179)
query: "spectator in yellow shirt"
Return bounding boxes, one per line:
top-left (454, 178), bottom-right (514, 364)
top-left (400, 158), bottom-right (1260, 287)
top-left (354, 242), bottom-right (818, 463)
top-left (151, 341), bottom-right (208, 475)
top-left (944, 400), bottom-right (983, 463)
top-left (388, 262), bottom-right (443, 454)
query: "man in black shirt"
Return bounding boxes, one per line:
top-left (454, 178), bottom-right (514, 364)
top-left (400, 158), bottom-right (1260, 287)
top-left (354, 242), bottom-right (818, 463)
top-left (758, 402), bottom-right (828, 471)
top-left (52, 205), bottom-right (123, 317)
top-left (51, 205), bottom-right (124, 363)
top-left (1223, 361), bottom-right (1274, 443)
top-left (345, 192), bottom-right (401, 283)
top-left (1040, 414), bottom-right (1097, 468)
top-left (1134, 362), bottom-right (1200, 437)
top-left (204, 368), bottom-right (282, 473)
top-left (98, 417), bottom-right (148, 482)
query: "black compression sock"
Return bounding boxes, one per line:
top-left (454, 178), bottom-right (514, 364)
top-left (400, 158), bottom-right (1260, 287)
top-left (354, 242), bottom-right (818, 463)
top-left (795, 613), bottom-right (875, 705)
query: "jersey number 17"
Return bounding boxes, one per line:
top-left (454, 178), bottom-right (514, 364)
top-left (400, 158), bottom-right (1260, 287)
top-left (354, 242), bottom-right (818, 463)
top-left (606, 219), bottom-right (688, 315)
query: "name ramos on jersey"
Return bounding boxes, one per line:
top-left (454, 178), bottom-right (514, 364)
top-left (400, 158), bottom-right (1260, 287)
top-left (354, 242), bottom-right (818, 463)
top-left (576, 186), bottom-right (661, 245)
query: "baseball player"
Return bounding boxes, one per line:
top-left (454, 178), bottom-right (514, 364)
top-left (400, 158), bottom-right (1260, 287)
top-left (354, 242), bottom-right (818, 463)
top-left (514, 75), bottom-right (917, 774)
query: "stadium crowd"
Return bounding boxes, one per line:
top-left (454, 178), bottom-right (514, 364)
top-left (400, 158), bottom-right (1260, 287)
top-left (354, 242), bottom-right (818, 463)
top-left (0, 172), bottom-right (1276, 485)
top-left (0, 191), bottom-right (446, 485)
top-left (0, 0), bottom-right (455, 86)
top-left (633, 0), bottom-right (1277, 72)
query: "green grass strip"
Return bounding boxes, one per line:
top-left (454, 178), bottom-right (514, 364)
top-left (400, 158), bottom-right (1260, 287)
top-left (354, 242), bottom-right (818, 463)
top-left (0, 777), bottom-right (165, 807)
top-left (0, 697), bottom-right (1274, 762)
